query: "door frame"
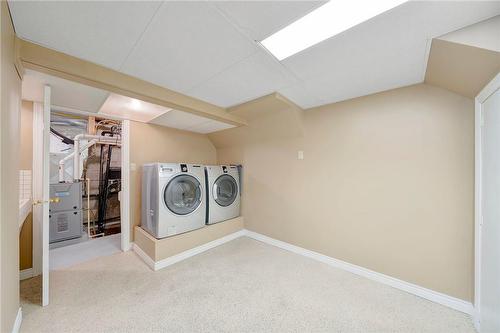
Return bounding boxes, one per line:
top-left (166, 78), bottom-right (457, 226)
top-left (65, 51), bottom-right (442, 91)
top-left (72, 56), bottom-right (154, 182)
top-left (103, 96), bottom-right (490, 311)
top-left (31, 99), bottom-right (132, 295)
top-left (474, 72), bottom-right (500, 332)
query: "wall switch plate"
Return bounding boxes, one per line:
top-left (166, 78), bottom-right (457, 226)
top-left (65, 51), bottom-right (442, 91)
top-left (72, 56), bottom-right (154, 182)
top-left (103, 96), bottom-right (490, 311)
top-left (130, 163), bottom-right (137, 171)
top-left (298, 151), bottom-right (304, 160)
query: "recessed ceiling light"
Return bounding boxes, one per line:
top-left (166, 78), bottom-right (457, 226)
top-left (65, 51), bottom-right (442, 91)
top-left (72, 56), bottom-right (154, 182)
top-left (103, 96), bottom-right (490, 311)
top-left (129, 98), bottom-right (142, 111)
top-left (99, 94), bottom-right (172, 122)
top-left (261, 0), bottom-right (407, 60)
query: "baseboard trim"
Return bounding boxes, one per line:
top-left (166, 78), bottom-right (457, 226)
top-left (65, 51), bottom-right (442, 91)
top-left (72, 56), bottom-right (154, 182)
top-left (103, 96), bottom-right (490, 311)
top-left (134, 227), bottom-right (473, 315)
top-left (132, 242), bottom-right (156, 270)
top-left (19, 268), bottom-right (34, 281)
top-left (134, 229), bottom-right (247, 271)
top-left (244, 230), bottom-right (474, 315)
top-left (11, 307), bottom-right (22, 333)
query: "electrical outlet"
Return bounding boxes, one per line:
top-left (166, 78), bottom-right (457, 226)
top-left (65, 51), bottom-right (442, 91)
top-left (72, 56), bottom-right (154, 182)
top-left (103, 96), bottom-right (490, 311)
top-left (130, 163), bottom-right (137, 171)
top-left (298, 151), bottom-right (304, 160)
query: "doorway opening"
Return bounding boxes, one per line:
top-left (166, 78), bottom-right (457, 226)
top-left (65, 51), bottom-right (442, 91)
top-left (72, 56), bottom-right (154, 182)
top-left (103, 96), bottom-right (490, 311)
top-left (48, 112), bottom-right (123, 270)
top-left (18, 69), bottom-right (131, 309)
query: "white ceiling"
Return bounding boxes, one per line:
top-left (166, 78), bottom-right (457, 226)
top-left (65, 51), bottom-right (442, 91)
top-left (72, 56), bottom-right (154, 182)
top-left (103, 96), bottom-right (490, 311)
top-left (150, 110), bottom-right (235, 134)
top-left (22, 69), bottom-right (109, 112)
top-left (99, 93), bottom-right (172, 123)
top-left (10, 1), bottom-right (500, 109)
top-left (21, 70), bottom-right (233, 134)
top-left (439, 15), bottom-right (500, 52)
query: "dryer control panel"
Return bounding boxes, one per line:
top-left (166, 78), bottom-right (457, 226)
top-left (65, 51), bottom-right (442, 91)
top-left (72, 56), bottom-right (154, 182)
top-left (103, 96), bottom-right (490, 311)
top-left (160, 166), bottom-right (174, 175)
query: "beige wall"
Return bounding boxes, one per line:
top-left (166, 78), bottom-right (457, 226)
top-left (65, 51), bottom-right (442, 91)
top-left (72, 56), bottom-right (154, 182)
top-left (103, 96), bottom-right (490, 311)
top-left (210, 84), bottom-right (474, 302)
top-left (129, 121), bottom-right (217, 240)
top-left (19, 100), bottom-right (33, 270)
top-left (1, 1), bottom-right (22, 332)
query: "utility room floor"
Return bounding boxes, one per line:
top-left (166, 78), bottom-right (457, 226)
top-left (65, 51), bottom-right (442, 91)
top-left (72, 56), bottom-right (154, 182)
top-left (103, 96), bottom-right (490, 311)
top-left (20, 237), bottom-right (475, 332)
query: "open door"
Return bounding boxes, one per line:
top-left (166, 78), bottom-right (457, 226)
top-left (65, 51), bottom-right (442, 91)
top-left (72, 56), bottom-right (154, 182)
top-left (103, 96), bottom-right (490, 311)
top-left (475, 73), bottom-right (500, 333)
top-left (42, 85), bottom-right (51, 306)
top-left (31, 85), bottom-right (51, 306)
top-left (32, 85), bottom-right (51, 306)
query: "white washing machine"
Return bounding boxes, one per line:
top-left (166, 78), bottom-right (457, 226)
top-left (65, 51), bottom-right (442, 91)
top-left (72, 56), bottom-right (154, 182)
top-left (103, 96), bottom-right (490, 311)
top-left (205, 165), bottom-right (240, 225)
top-left (141, 163), bottom-right (206, 238)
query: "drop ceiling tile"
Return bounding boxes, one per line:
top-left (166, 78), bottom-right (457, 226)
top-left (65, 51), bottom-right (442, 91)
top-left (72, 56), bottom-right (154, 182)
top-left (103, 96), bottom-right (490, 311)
top-left (277, 83), bottom-right (325, 109)
top-left (281, 1), bottom-right (500, 107)
top-left (150, 110), bottom-right (211, 130)
top-left (186, 120), bottom-right (235, 134)
top-left (121, 1), bottom-right (259, 93)
top-left (99, 94), bottom-right (170, 122)
top-left (213, 1), bottom-right (326, 41)
top-left (22, 70), bottom-right (109, 113)
top-left (187, 50), bottom-right (297, 107)
top-left (298, 62), bottom-right (422, 109)
top-left (9, 1), bottom-right (161, 70)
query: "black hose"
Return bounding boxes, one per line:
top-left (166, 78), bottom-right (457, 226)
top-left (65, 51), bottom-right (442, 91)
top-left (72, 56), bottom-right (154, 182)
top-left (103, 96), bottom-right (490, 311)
top-left (50, 127), bottom-right (74, 145)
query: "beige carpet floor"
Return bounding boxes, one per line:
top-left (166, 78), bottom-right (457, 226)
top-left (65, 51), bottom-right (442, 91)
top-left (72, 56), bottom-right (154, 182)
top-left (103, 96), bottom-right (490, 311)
top-left (20, 237), bottom-right (475, 333)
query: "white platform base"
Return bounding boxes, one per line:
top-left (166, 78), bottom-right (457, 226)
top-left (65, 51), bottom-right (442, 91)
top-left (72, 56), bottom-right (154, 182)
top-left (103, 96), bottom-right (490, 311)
top-left (133, 229), bottom-right (474, 316)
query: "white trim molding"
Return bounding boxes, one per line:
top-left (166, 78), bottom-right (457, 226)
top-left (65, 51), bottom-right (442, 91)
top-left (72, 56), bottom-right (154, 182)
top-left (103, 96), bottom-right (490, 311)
top-left (132, 227), bottom-right (473, 315)
top-left (31, 102), bottom-right (44, 277)
top-left (474, 72), bottom-right (500, 332)
top-left (11, 307), bottom-right (22, 333)
top-left (134, 230), bottom-right (247, 271)
top-left (120, 120), bottom-right (131, 252)
top-left (245, 230), bottom-right (473, 315)
top-left (132, 242), bottom-right (155, 270)
top-left (19, 268), bottom-right (34, 281)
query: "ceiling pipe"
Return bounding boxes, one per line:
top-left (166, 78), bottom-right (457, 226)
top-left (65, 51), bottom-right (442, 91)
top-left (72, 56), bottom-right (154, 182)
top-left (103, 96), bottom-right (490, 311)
top-left (73, 134), bottom-right (121, 181)
top-left (58, 139), bottom-right (97, 183)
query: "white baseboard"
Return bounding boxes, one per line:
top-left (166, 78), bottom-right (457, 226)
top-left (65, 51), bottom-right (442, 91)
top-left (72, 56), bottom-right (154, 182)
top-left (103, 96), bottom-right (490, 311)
top-left (11, 307), bottom-right (22, 333)
top-left (132, 242), bottom-right (156, 270)
top-left (134, 229), bottom-right (247, 271)
top-left (122, 241), bottom-right (133, 252)
top-left (474, 314), bottom-right (480, 332)
top-left (133, 227), bottom-right (474, 315)
top-left (19, 268), bottom-right (34, 281)
top-left (245, 230), bottom-right (474, 315)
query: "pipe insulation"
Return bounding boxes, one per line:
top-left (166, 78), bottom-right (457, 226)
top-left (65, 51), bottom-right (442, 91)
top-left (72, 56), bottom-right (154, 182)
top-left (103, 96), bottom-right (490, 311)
top-left (58, 139), bottom-right (97, 182)
top-left (72, 134), bottom-right (121, 181)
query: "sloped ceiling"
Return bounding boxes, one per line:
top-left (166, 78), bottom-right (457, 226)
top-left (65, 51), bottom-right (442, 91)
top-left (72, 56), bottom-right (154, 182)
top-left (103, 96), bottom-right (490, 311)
top-left (439, 15), bottom-right (500, 52)
top-left (9, 1), bottom-right (500, 110)
top-left (425, 15), bottom-right (500, 98)
top-left (425, 40), bottom-right (500, 99)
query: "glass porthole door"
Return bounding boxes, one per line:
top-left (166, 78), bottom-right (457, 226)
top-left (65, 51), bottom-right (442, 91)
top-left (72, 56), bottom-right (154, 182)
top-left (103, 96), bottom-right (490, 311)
top-left (213, 175), bottom-right (238, 207)
top-left (164, 175), bottom-right (202, 215)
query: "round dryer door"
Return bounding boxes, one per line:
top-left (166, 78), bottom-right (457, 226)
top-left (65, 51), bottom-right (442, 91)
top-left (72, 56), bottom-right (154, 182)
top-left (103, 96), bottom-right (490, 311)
top-left (164, 175), bottom-right (202, 215)
top-left (213, 175), bottom-right (238, 207)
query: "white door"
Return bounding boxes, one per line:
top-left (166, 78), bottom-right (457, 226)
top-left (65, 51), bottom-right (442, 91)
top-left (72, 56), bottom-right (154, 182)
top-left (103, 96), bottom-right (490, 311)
top-left (480, 84), bottom-right (500, 332)
top-left (42, 85), bottom-right (51, 306)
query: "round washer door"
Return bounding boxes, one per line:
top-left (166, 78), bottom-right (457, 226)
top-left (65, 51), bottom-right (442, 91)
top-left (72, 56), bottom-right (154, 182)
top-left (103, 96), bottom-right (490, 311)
top-left (213, 174), bottom-right (238, 207)
top-left (164, 174), bottom-right (202, 215)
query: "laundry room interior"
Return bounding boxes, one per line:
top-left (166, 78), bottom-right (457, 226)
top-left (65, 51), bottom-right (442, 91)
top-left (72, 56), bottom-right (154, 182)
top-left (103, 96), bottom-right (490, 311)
top-left (2, 1), bottom-right (500, 333)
